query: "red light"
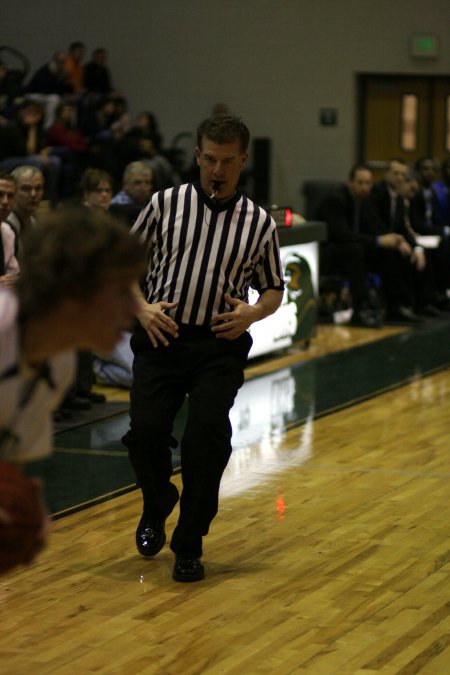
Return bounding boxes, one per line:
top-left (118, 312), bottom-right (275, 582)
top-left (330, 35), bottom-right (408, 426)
top-left (276, 494), bottom-right (286, 522)
top-left (285, 209), bottom-right (293, 227)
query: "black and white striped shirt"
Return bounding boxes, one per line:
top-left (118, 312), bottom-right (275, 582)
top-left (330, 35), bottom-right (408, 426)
top-left (131, 182), bottom-right (284, 326)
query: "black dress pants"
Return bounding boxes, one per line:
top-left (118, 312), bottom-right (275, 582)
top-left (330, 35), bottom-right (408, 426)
top-left (321, 242), bottom-right (416, 309)
top-left (123, 324), bottom-right (252, 558)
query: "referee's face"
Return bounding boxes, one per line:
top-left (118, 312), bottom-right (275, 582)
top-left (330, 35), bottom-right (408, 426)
top-left (196, 137), bottom-right (248, 201)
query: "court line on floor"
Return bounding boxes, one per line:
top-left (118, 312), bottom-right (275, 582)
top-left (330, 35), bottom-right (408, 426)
top-left (54, 447), bottom-right (128, 457)
top-left (299, 463), bottom-right (450, 479)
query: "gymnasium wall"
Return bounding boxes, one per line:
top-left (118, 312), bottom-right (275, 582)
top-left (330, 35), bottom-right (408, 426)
top-left (1, 0), bottom-right (450, 212)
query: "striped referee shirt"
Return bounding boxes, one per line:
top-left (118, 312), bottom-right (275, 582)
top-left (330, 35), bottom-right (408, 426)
top-left (131, 181), bottom-right (285, 326)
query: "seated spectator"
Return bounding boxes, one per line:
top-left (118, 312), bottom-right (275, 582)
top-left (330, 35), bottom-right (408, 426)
top-left (64, 41), bottom-right (86, 95)
top-left (0, 99), bottom-right (61, 204)
top-left (433, 157), bottom-right (450, 226)
top-left (109, 161), bottom-right (153, 226)
top-left (46, 102), bottom-right (88, 198)
top-left (0, 171), bottom-right (17, 229)
top-left (84, 48), bottom-right (114, 96)
top-left (46, 102), bottom-right (87, 155)
top-left (58, 167), bottom-right (115, 411)
top-left (82, 167), bottom-right (113, 210)
top-left (26, 51), bottom-right (73, 97)
top-left (397, 172), bottom-right (445, 316)
top-left (212, 102), bottom-right (231, 117)
top-left (0, 60), bottom-right (22, 121)
top-left (81, 167), bottom-right (134, 392)
top-left (0, 171), bottom-right (19, 287)
top-left (81, 95), bottom-right (129, 175)
top-left (115, 111), bottom-right (179, 191)
top-left (6, 166), bottom-right (44, 251)
top-left (109, 95), bottom-right (131, 140)
top-left (80, 94), bottom-right (116, 141)
top-left (411, 157), bottom-right (449, 234)
top-left (316, 164), bottom-right (409, 327)
top-left (135, 111), bottom-right (163, 152)
top-left (25, 51), bottom-right (74, 128)
top-left (410, 157), bottom-right (450, 307)
top-left (368, 159), bottom-right (428, 323)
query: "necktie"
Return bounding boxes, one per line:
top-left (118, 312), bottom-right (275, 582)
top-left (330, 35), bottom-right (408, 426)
top-left (353, 200), bottom-right (361, 231)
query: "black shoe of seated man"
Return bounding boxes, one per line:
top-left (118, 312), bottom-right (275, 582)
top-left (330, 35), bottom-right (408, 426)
top-left (173, 556), bottom-right (205, 582)
top-left (66, 396), bottom-right (92, 411)
top-left (434, 294), bottom-right (450, 311)
top-left (387, 306), bottom-right (425, 324)
top-left (351, 308), bottom-right (383, 329)
top-left (77, 389), bottom-right (106, 404)
top-left (416, 304), bottom-right (443, 318)
top-left (136, 516), bottom-right (166, 558)
top-left (435, 301), bottom-right (450, 313)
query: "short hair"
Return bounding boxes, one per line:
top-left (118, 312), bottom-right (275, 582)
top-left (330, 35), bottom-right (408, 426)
top-left (196, 114), bottom-right (250, 152)
top-left (348, 164), bottom-right (371, 180)
top-left (11, 165), bottom-right (44, 183)
top-left (16, 208), bottom-right (146, 319)
top-left (19, 98), bottom-right (44, 114)
top-left (388, 157), bottom-right (407, 168)
top-left (0, 171), bottom-right (16, 186)
top-left (415, 156), bottom-right (436, 171)
top-left (82, 168), bottom-right (113, 193)
top-left (123, 161), bottom-right (152, 182)
top-left (54, 101), bottom-right (75, 118)
top-left (69, 41), bottom-right (85, 52)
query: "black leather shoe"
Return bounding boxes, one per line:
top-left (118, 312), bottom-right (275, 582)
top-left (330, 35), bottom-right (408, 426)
top-left (386, 306), bottom-right (425, 324)
top-left (351, 308), bottom-right (383, 328)
top-left (416, 304), bottom-right (445, 318)
top-left (136, 517), bottom-right (166, 557)
top-left (173, 556), bottom-right (205, 582)
top-left (77, 390), bottom-right (107, 404)
top-left (66, 396), bottom-right (92, 411)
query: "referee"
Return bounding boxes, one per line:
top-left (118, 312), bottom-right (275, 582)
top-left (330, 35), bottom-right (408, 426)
top-left (123, 114), bottom-right (285, 582)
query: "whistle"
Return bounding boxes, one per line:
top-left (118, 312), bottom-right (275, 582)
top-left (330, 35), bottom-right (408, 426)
top-left (210, 181), bottom-right (220, 199)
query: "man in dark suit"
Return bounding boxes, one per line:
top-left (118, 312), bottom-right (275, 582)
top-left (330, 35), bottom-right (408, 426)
top-left (410, 157), bottom-right (450, 305)
top-left (316, 164), bottom-right (418, 327)
top-left (368, 159), bottom-right (427, 322)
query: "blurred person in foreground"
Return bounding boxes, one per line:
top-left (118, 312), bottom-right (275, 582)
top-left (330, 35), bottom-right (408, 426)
top-left (0, 208), bottom-right (146, 574)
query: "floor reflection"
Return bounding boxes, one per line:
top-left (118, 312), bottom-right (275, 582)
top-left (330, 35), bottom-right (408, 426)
top-left (28, 318), bottom-right (450, 515)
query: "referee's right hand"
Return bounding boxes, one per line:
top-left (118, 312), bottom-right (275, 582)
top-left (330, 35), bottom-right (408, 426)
top-left (137, 301), bottom-right (179, 347)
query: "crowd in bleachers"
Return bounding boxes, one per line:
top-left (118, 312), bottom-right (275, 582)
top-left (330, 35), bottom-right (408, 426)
top-left (0, 42), bottom-right (191, 417)
top-left (0, 42), bottom-right (187, 207)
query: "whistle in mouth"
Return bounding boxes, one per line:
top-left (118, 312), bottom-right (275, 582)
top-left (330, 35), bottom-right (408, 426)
top-left (210, 181), bottom-right (220, 199)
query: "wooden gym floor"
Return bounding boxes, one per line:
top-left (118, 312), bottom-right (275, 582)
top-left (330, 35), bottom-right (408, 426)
top-left (1, 318), bottom-right (450, 674)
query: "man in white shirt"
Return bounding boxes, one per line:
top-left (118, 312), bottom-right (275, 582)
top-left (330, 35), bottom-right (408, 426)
top-left (6, 166), bottom-right (44, 253)
top-left (0, 172), bottom-right (19, 286)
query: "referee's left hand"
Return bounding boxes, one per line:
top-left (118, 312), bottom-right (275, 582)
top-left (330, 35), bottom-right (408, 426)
top-left (210, 294), bottom-right (259, 340)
